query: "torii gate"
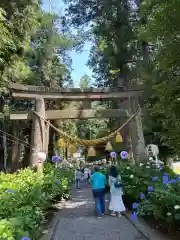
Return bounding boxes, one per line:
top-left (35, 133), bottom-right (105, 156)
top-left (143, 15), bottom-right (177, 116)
top-left (9, 82), bottom-right (146, 166)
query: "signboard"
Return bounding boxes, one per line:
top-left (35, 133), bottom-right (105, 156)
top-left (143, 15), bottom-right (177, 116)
top-left (146, 144), bottom-right (159, 157)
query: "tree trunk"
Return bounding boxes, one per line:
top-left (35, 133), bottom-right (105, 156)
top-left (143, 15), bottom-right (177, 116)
top-left (135, 107), bottom-right (147, 162)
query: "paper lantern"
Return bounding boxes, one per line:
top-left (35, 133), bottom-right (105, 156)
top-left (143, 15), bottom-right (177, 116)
top-left (87, 146), bottom-right (96, 157)
top-left (68, 144), bottom-right (77, 154)
top-left (37, 152), bottom-right (46, 163)
top-left (105, 141), bottom-right (113, 151)
top-left (120, 151), bottom-right (128, 159)
top-left (116, 132), bottom-right (123, 143)
top-left (52, 155), bottom-right (59, 163)
top-left (110, 151), bottom-right (116, 158)
top-left (102, 158), bottom-right (106, 164)
top-left (56, 138), bottom-right (65, 148)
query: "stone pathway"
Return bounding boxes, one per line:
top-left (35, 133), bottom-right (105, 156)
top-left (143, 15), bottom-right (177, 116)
top-left (49, 185), bottom-right (147, 240)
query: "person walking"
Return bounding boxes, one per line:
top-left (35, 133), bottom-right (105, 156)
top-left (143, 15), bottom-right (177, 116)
top-left (84, 168), bottom-right (89, 184)
top-left (108, 166), bottom-right (126, 217)
top-left (88, 168), bottom-right (91, 183)
top-left (90, 166), bottom-right (106, 217)
top-left (75, 168), bottom-right (82, 189)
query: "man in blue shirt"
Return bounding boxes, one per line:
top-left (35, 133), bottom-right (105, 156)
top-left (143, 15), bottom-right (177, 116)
top-left (90, 166), bottom-right (106, 217)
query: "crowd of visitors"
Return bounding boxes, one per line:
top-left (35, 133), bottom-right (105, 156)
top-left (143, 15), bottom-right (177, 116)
top-left (75, 165), bottom-right (125, 218)
top-left (75, 167), bottom-right (91, 188)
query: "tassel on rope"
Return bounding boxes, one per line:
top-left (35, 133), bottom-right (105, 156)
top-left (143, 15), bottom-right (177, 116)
top-left (68, 144), bottom-right (77, 154)
top-left (105, 141), bottom-right (113, 151)
top-left (87, 146), bottom-right (96, 157)
top-left (56, 138), bottom-right (65, 148)
top-left (115, 132), bottom-right (123, 143)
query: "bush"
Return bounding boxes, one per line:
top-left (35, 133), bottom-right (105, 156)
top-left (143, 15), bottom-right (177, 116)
top-left (116, 162), bottom-right (180, 232)
top-left (0, 163), bottom-right (74, 240)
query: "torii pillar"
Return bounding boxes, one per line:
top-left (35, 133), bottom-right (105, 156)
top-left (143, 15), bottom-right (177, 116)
top-left (30, 97), bottom-right (47, 168)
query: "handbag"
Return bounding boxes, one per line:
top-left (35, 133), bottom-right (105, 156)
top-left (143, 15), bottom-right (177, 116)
top-left (114, 179), bottom-right (123, 188)
top-left (105, 184), bottom-right (110, 193)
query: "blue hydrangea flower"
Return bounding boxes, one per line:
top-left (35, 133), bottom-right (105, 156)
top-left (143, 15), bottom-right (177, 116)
top-left (21, 237), bottom-right (30, 240)
top-left (169, 179), bottom-right (177, 184)
top-left (55, 180), bottom-right (60, 184)
top-left (151, 164), bottom-right (157, 167)
top-left (152, 176), bottom-right (159, 181)
top-left (163, 175), bottom-right (169, 184)
top-left (140, 193), bottom-right (145, 200)
top-left (164, 172), bottom-right (168, 176)
top-left (52, 156), bottom-right (59, 163)
top-left (147, 186), bottom-right (153, 192)
top-left (131, 212), bottom-right (137, 221)
top-left (7, 189), bottom-right (15, 193)
top-left (132, 202), bottom-right (138, 209)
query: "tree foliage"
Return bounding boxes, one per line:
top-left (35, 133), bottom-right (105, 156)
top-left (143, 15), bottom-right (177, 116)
top-left (0, 0), bottom-right (78, 169)
top-left (140, 0), bottom-right (180, 156)
top-left (64, 0), bottom-right (136, 87)
top-left (64, 0), bottom-right (180, 159)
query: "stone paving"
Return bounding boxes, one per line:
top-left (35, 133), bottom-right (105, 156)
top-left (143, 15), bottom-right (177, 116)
top-left (49, 185), bottom-right (147, 240)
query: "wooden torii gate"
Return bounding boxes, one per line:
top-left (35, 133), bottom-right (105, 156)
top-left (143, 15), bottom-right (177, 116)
top-left (9, 82), bottom-right (146, 166)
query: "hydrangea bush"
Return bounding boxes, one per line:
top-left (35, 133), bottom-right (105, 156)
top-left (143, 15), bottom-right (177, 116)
top-left (0, 163), bottom-right (74, 239)
top-left (116, 162), bottom-right (180, 232)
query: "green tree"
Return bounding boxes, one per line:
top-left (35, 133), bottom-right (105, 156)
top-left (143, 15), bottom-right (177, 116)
top-left (79, 74), bottom-right (91, 89)
top-left (27, 11), bottom-right (76, 87)
top-left (0, 1), bottom-right (78, 169)
top-left (64, 0), bottom-right (135, 87)
top-left (140, 0), bottom-right (180, 157)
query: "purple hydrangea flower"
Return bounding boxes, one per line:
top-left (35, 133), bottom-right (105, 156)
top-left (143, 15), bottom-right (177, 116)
top-left (52, 156), bottom-right (59, 163)
top-left (132, 202), bottom-right (138, 209)
top-left (147, 186), bottom-right (153, 192)
top-left (140, 193), bottom-right (145, 200)
top-left (151, 164), bottom-right (157, 167)
top-left (7, 189), bottom-right (15, 193)
top-left (152, 176), bottom-right (159, 181)
top-left (163, 175), bottom-right (169, 184)
top-left (169, 179), bottom-right (177, 184)
top-left (131, 212), bottom-right (137, 221)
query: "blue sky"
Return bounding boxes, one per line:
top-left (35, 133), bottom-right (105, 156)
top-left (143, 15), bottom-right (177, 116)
top-left (41, 0), bottom-right (92, 87)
